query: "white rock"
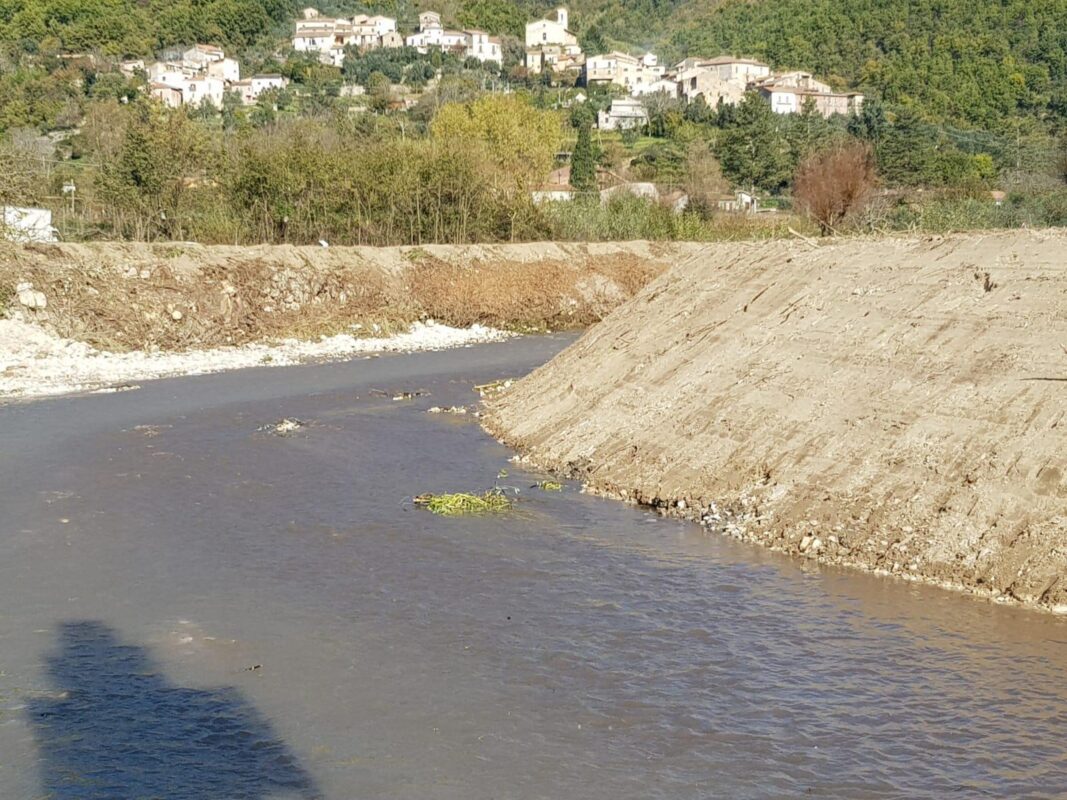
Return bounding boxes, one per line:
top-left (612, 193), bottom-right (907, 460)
top-left (17, 289), bottom-right (47, 309)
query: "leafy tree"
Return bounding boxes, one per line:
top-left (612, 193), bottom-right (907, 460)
top-left (366, 71), bottom-right (393, 113)
top-left (458, 0), bottom-right (525, 38)
top-left (431, 94), bottom-right (562, 237)
top-left (580, 24), bottom-right (607, 56)
top-left (716, 92), bottom-right (790, 192)
top-left (99, 101), bottom-right (209, 239)
top-left (431, 95), bottom-right (562, 191)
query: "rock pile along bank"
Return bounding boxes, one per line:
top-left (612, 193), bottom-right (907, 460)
top-left (485, 231), bottom-right (1067, 612)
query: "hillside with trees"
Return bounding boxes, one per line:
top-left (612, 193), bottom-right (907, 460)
top-left (0, 0), bottom-right (1064, 246)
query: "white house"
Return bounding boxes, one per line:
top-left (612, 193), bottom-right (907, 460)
top-left (597, 97), bottom-right (648, 130)
top-left (147, 62), bottom-right (186, 88)
top-left (757, 83), bottom-right (864, 117)
top-left (405, 11), bottom-right (466, 53)
top-left (206, 57), bottom-right (240, 83)
top-left (632, 78), bottom-right (678, 97)
top-left (234, 74), bottom-right (289, 105)
top-left (464, 30), bottom-right (502, 64)
top-left (144, 43), bottom-right (245, 107)
top-left (183, 76), bottom-right (225, 107)
top-left (585, 50), bottom-right (666, 96)
top-left (405, 11), bottom-right (501, 63)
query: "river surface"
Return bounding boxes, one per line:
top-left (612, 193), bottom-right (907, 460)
top-left (1, 336), bottom-right (1066, 799)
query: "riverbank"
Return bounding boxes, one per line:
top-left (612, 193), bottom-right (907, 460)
top-left (0, 240), bottom-right (698, 399)
top-left (485, 230), bottom-right (1067, 612)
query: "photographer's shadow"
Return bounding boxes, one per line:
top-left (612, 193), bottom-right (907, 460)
top-left (29, 621), bottom-right (322, 799)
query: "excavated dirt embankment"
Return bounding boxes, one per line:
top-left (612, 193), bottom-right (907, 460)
top-left (1, 240), bottom-right (702, 351)
top-left (486, 231), bottom-right (1067, 612)
top-left (0, 240), bottom-right (702, 399)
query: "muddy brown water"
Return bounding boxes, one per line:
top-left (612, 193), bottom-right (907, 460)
top-left (1, 336), bottom-right (1066, 799)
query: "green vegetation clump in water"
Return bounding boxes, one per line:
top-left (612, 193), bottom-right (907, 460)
top-left (414, 490), bottom-right (513, 516)
top-left (536, 480), bottom-right (563, 491)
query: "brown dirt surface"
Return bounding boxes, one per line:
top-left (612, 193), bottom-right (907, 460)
top-left (484, 230), bottom-right (1067, 612)
top-left (0, 240), bottom-right (702, 352)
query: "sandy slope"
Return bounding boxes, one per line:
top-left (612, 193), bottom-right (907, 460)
top-left (486, 231), bottom-right (1067, 611)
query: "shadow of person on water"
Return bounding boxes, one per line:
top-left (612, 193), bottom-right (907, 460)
top-left (27, 621), bottom-right (322, 800)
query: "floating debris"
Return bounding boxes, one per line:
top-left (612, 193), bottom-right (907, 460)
top-left (414, 489), bottom-right (513, 516)
top-left (474, 379), bottom-right (514, 397)
top-left (427, 405), bottom-right (469, 415)
top-left (258, 418), bottom-right (305, 436)
top-left (535, 480), bottom-right (563, 491)
top-left (497, 469), bottom-right (509, 478)
top-left (392, 390), bottom-right (431, 401)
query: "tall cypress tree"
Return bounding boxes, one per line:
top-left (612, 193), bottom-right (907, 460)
top-left (570, 118), bottom-right (598, 197)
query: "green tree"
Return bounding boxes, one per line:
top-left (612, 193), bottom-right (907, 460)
top-left (99, 101), bottom-right (209, 239)
top-left (876, 106), bottom-right (937, 186)
top-left (716, 93), bottom-right (790, 193)
top-left (458, 0), bottom-right (525, 38)
top-left (570, 118), bottom-right (597, 196)
top-left (366, 71), bottom-right (393, 113)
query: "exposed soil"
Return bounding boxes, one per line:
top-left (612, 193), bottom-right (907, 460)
top-left (0, 239), bottom-right (698, 399)
top-left (0, 240), bottom-right (699, 352)
top-left (485, 230), bottom-right (1067, 612)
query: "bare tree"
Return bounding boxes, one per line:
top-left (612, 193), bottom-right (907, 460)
top-left (794, 140), bottom-right (877, 235)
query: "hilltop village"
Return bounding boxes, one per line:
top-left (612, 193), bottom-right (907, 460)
top-left (119, 5), bottom-right (862, 126)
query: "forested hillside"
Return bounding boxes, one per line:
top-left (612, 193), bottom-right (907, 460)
top-left (0, 0), bottom-right (297, 53)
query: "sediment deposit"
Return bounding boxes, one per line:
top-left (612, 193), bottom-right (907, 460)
top-left (486, 231), bottom-right (1067, 611)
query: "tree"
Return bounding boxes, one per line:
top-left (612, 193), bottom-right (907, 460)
top-left (431, 95), bottom-right (562, 238)
top-left (580, 24), bottom-right (607, 56)
top-left (716, 92), bottom-right (790, 193)
top-left (99, 101), bottom-right (209, 239)
top-left (431, 95), bottom-right (561, 191)
top-left (570, 118), bottom-right (597, 196)
top-left (458, 0), bottom-right (525, 38)
top-left (794, 140), bottom-right (877, 234)
top-left (366, 71), bottom-right (393, 113)
top-left (683, 140), bottom-right (729, 217)
top-left (876, 106), bottom-right (937, 186)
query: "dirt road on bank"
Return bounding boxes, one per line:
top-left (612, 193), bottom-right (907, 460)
top-left (486, 231), bottom-right (1067, 612)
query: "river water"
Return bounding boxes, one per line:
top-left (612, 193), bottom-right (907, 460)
top-left (1, 336), bottom-right (1065, 799)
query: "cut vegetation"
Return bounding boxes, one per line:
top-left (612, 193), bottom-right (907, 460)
top-left (414, 490), bottom-right (514, 516)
